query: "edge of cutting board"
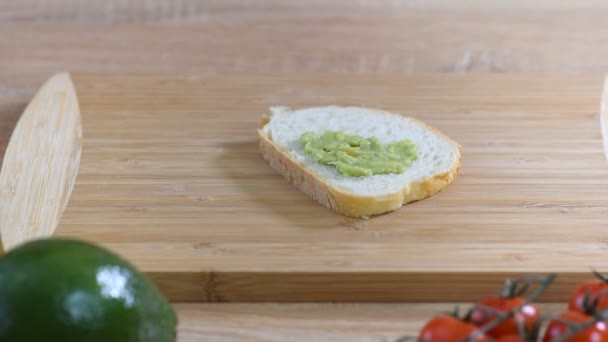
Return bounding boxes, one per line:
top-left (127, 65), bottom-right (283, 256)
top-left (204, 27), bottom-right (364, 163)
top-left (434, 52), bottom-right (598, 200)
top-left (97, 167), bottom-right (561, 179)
top-left (150, 271), bottom-right (589, 303)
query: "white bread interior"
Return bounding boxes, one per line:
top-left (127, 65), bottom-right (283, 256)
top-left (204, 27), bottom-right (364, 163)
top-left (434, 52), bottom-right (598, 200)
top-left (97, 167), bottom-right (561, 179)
top-left (258, 106), bottom-right (461, 218)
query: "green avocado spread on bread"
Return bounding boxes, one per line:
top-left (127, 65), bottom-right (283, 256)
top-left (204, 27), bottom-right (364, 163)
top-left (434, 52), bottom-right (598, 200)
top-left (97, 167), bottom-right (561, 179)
top-left (299, 130), bottom-right (418, 177)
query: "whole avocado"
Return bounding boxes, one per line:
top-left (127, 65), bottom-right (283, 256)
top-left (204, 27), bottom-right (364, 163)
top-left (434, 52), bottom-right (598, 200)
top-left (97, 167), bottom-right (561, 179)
top-left (0, 238), bottom-right (177, 341)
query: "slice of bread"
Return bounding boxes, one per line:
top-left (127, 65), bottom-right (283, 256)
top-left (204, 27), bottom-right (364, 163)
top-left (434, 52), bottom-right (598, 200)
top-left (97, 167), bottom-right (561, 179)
top-left (258, 106), bottom-right (461, 218)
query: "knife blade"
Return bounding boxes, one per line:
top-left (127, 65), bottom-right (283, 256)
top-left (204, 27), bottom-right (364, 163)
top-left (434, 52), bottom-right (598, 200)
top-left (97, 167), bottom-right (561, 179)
top-left (0, 73), bottom-right (82, 252)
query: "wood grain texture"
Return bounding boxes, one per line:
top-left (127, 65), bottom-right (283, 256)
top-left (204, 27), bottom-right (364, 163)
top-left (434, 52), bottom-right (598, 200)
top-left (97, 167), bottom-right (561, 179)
top-left (42, 72), bottom-right (606, 302)
top-left (175, 302), bottom-right (565, 341)
top-left (0, 73), bottom-right (82, 251)
top-left (6, 0), bottom-right (608, 104)
top-left (600, 76), bottom-right (608, 161)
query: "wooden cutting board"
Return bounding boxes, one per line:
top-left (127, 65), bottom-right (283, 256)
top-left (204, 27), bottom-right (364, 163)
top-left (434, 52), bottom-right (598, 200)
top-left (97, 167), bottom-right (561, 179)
top-left (40, 73), bottom-right (608, 302)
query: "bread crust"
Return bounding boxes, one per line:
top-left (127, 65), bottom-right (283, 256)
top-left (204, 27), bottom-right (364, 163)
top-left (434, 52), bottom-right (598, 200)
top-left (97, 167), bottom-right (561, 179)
top-left (257, 108), bottom-right (462, 218)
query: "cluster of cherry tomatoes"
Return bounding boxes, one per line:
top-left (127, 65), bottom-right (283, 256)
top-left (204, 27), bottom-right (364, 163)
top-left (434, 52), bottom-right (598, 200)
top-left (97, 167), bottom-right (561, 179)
top-left (414, 271), bottom-right (608, 342)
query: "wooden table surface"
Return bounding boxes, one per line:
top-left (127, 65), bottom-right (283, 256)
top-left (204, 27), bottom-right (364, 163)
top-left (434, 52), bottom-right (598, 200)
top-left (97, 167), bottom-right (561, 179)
top-left (4, 1), bottom-right (607, 340)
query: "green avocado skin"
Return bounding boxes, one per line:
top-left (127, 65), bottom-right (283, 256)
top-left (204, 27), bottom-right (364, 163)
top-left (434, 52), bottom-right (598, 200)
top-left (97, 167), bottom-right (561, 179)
top-left (0, 239), bottom-right (177, 342)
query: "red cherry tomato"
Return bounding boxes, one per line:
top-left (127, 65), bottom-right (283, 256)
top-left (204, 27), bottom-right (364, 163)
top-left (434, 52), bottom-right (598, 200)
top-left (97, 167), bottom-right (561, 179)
top-left (418, 315), bottom-right (489, 342)
top-left (470, 294), bottom-right (539, 338)
top-left (595, 294), bottom-right (608, 313)
top-left (541, 311), bottom-right (608, 342)
top-left (497, 334), bottom-right (529, 342)
top-left (568, 280), bottom-right (608, 313)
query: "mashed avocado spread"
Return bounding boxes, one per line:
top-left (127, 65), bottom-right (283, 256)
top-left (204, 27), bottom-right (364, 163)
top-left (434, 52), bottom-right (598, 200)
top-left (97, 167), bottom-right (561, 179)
top-left (299, 131), bottom-right (418, 177)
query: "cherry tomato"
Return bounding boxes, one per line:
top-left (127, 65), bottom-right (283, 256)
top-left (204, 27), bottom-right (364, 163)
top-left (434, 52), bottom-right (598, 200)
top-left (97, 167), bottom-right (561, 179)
top-left (569, 270), bottom-right (608, 313)
top-left (470, 294), bottom-right (539, 338)
top-left (497, 335), bottom-right (529, 342)
top-left (594, 294), bottom-right (608, 313)
top-left (541, 311), bottom-right (608, 342)
top-left (418, 315), bottom-right (489, 342)
top-left (569, 281), bottom-right (608, 313)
